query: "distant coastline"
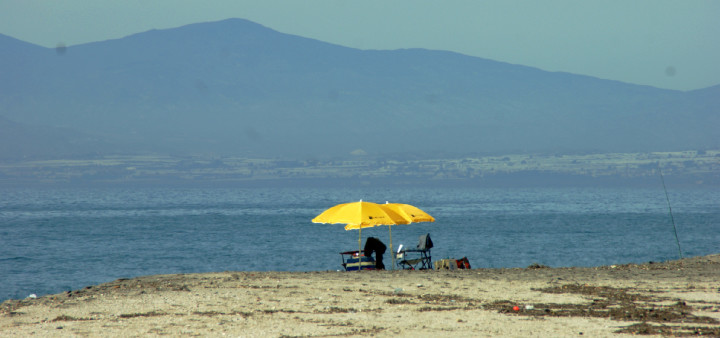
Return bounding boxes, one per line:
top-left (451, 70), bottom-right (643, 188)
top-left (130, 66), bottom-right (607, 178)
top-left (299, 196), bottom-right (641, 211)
top-left (1, 149), bottom-right (717, 188)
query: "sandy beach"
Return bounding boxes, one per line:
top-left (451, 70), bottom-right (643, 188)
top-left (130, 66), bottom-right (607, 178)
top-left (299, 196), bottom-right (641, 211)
top-left (2, 254), bottom-right (720, 337)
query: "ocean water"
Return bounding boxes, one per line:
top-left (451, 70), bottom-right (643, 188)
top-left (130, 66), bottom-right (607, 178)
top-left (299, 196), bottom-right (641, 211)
top-left (1, 186), bottom-right (719, 301)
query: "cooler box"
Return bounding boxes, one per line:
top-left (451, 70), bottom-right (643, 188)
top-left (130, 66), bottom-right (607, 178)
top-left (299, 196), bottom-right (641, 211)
top-left (343, 255), bottom-right (375, 271)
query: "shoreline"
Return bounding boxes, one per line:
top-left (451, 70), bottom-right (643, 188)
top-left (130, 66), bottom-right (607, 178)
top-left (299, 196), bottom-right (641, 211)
top-left (3, 255), bottom-right (720, 336)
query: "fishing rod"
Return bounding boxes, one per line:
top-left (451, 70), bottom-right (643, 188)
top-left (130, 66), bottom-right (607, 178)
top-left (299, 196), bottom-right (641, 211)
top-left (658, 163), bottom-right (682, 259)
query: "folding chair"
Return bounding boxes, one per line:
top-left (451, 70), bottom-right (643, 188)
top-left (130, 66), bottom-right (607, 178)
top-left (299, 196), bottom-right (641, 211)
top-left (396, 233), bottom-right (433, 270)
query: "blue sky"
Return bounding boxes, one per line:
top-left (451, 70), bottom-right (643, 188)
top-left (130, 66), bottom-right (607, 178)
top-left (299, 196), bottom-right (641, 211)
top-left (1, 0), bottom-right (718, 91)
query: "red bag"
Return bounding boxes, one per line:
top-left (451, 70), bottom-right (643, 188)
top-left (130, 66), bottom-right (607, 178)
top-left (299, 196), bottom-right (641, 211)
top-left (456, 257), bottom-right (471, 269)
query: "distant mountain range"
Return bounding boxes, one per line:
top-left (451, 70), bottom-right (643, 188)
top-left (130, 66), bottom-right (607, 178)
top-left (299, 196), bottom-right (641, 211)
top-left (1, 18), bottom-right (718, 161)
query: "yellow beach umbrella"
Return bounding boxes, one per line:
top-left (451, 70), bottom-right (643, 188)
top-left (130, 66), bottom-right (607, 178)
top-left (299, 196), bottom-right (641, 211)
top-left (380, 203), bottom-right (435, 269)
top-left (382, 203), bottom-right (435, 223)
top-left (312, 200), bottom-right (409, 260)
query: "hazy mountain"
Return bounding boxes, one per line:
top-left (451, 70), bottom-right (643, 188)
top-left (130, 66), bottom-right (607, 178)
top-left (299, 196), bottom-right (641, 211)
top-left (1, 18), bottom-right (718, 160)
top-left (0, 116), bottom-right (124, 160)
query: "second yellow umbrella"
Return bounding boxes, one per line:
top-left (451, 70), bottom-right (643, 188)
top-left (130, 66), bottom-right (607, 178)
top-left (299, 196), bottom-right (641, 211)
top-left (379, 203), bottom-right (435, 269)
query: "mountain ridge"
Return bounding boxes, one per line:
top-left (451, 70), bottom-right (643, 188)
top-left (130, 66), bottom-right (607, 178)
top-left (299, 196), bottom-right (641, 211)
top-left (1, 18), bottom-right (717, 160)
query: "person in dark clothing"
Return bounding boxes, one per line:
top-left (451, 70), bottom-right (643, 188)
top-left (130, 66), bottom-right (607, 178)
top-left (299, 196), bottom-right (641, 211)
top-left (364, 237), bottom-right (387, 270)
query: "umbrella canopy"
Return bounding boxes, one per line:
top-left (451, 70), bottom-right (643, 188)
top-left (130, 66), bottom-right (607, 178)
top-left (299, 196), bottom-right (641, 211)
top-left (312, 201), bottom-right (409, 228)
top-left (382, 203), bottom-right (435, 223)
top-left (312, 201), bottom-right (409, 261)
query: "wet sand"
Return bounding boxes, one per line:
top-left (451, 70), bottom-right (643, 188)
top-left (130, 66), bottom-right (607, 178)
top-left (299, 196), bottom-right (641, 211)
top-left (2, 254), bottom-right (720, 337)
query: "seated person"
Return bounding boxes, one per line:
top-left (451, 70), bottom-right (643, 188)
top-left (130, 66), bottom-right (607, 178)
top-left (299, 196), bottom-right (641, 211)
top-left (364, 237), bottom-right (386, 270)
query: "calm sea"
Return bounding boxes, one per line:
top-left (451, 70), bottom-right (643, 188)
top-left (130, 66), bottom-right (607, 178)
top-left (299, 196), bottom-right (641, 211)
top-left (1, 186), bottom-right (718, 301)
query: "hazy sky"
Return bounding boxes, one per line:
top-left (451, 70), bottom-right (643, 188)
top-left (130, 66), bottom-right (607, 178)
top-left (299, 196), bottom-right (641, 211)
top-left (1, 1), bottom-right (718, 91)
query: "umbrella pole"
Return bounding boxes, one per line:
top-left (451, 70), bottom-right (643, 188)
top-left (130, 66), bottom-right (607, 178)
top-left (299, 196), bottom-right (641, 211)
top-left (388, 225), bottom-right (394, 270)
top-left (358, 227), bottom-right (362, 263)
